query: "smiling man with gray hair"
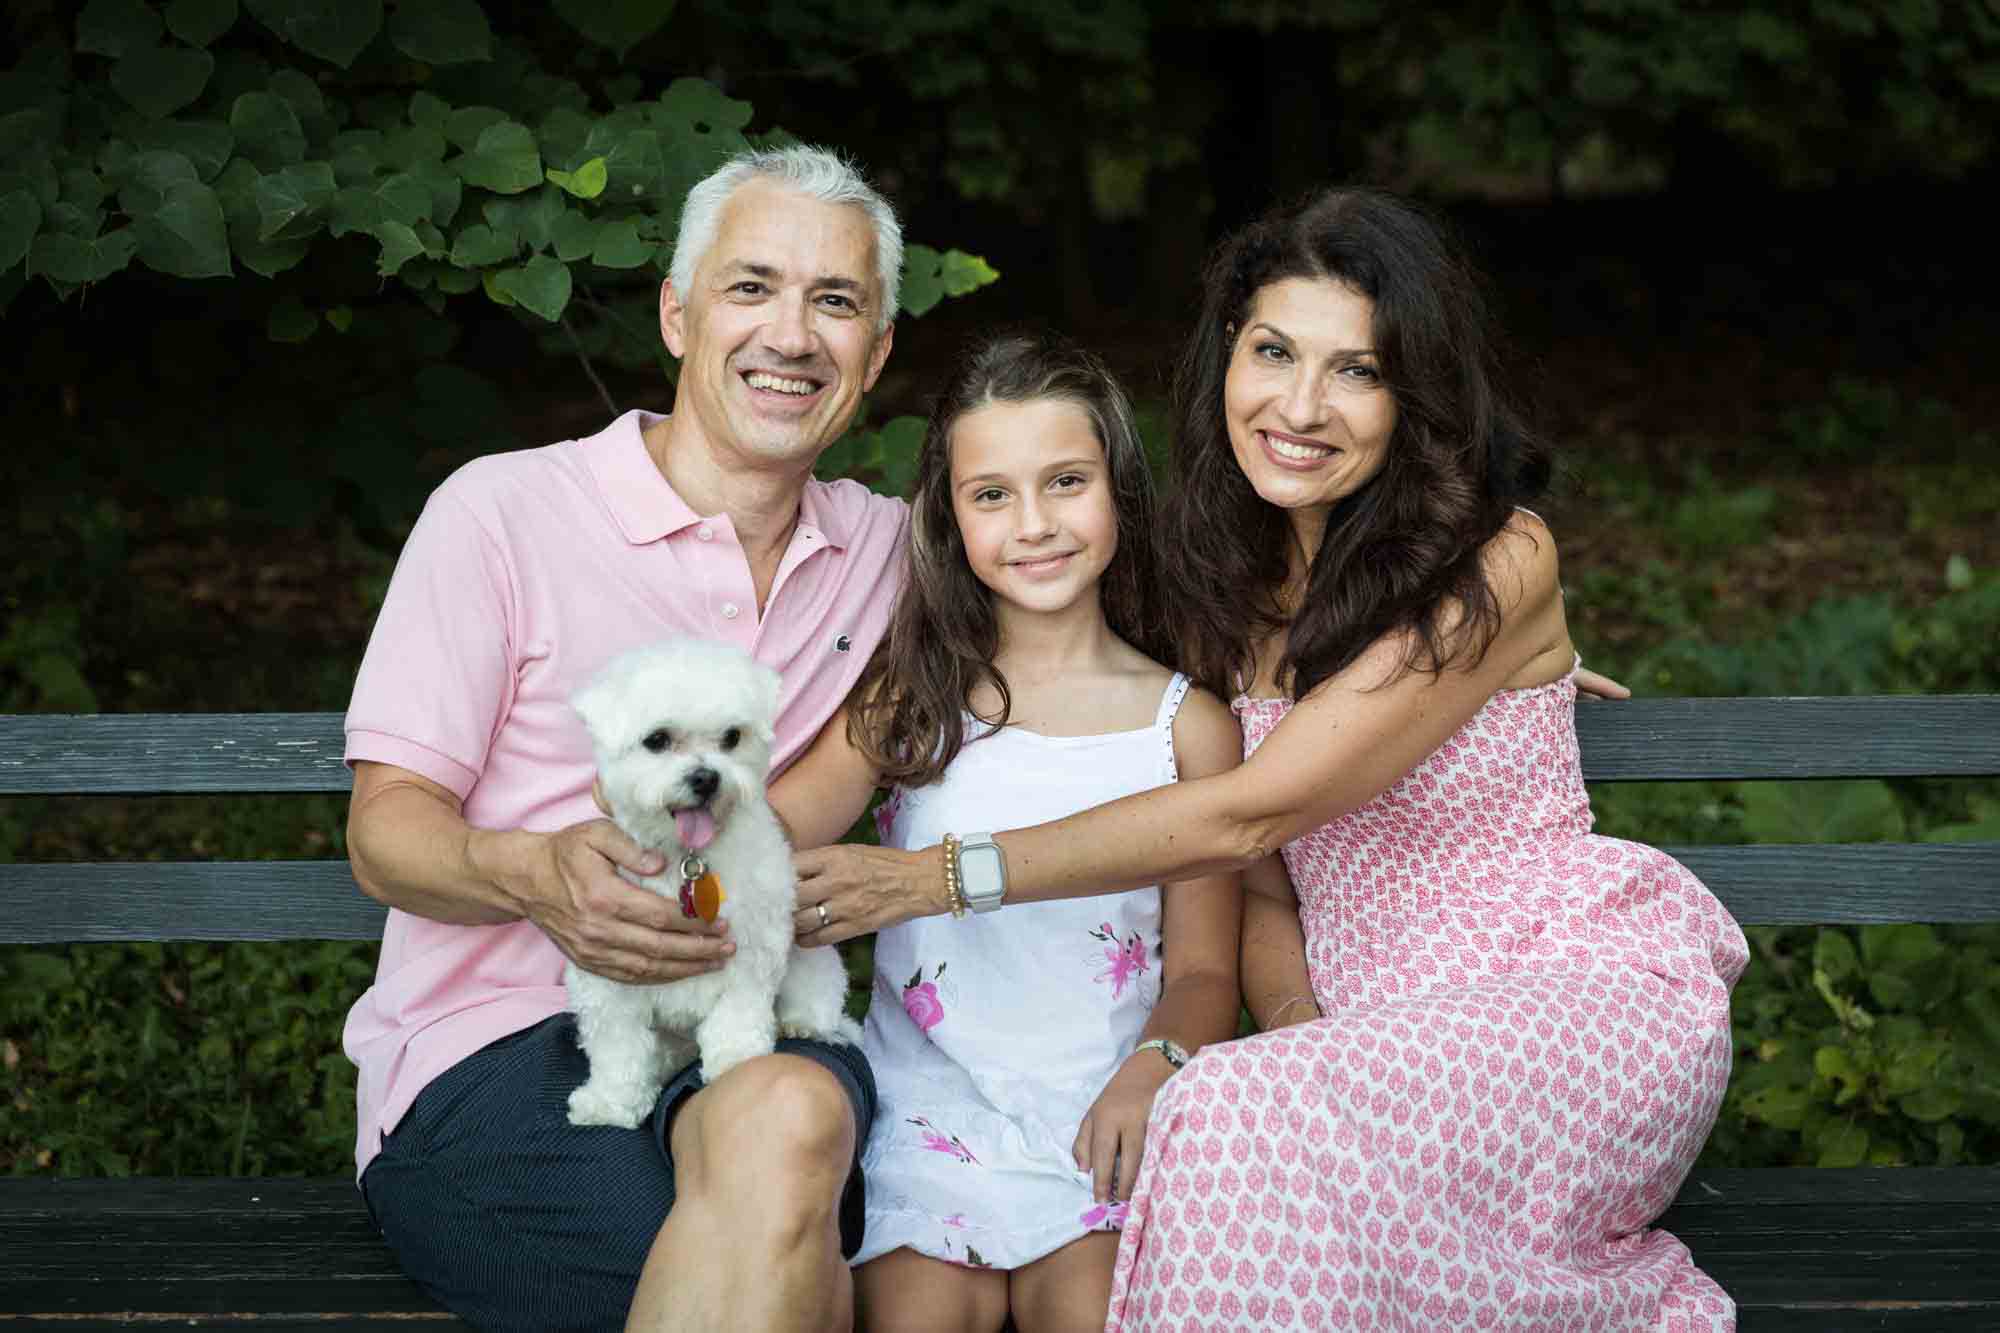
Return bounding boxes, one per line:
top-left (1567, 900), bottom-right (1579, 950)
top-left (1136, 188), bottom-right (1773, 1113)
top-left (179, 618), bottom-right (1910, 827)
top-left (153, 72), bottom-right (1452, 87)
top-left (340, 143), bottom-right (908, 1331)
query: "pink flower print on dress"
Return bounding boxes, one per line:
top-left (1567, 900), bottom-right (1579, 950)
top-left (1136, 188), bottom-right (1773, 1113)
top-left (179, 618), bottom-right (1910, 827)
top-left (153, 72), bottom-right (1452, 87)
top-left (872, 787), bottom-right (906, 844)
top-left (902, 963), bottom-right (948, 1033)
top-left (1081, 1199), bottom-right (1130, 1230)
top-left (1088, 923), bottom-right (1150, 999)
top-left (908, 1116), bottom-right (979, 1165)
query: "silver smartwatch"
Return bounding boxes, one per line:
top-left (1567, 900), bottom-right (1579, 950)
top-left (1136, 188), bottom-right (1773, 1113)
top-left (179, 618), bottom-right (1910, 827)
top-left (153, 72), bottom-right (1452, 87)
top-left (955, 831), bottom-right (1007, 913)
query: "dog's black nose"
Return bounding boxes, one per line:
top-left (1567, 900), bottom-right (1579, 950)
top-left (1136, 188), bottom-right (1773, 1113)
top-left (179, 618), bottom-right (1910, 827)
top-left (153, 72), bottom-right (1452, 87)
top-left (687, 767), bottom-right (720, 802)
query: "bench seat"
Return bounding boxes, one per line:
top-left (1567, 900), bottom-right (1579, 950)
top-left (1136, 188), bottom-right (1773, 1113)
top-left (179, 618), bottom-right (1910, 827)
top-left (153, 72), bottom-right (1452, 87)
top-left (3, 1166), bottom-right (1997, 1328)
top-left (3, 697), bottom-right (1996, 1327)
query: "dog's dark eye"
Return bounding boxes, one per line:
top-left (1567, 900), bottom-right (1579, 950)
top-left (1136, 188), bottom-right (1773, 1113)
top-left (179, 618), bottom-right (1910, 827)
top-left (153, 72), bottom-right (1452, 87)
top-left (642, 729), bottom-right (671, 753)
top-left (720, 727), bottom-right (742, 752)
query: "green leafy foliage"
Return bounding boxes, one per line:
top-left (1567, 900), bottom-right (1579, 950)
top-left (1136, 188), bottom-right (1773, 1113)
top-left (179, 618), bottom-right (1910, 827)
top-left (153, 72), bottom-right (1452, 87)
top-left (1709, 923), bottom-right (2000, 1169)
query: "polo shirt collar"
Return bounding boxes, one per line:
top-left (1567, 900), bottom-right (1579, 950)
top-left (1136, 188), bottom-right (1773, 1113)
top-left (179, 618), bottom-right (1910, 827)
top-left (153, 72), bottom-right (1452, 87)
top-left (586, 408), bottom-right (857, 551)
top-left (589, 411), bottom-right (701, 545)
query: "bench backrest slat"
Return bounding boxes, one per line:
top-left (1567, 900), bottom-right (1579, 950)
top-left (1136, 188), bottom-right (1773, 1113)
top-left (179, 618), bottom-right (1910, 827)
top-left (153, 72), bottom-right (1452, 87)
top-left (2, 841), bottom-right (1994, 943)
top-left (2, 696), bottom-right (1996, 795)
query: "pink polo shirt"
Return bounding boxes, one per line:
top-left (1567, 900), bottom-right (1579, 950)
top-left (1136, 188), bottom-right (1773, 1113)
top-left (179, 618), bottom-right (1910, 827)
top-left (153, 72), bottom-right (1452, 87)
top-left (341, 409), bottom-right (907, 1177)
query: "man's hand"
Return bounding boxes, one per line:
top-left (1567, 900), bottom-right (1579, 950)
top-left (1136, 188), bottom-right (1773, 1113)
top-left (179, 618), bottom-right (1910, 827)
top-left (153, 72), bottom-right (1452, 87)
top-left (502, 818), bottom-right (735, 985)
top-left (1072, 1047), bottom-right (1176, 1205)
top-left (1575, 666), bottom-right (1631, 700)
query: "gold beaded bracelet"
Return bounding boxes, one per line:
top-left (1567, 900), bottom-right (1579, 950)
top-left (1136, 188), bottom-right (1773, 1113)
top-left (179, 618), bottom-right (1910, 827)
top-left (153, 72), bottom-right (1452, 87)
top-left (940, 832), bottom-right (967, 918)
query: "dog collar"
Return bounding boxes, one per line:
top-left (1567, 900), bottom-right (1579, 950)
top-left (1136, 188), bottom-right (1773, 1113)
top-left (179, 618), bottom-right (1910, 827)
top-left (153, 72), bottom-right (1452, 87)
top-left (676, 853), bottom-right (726, 922)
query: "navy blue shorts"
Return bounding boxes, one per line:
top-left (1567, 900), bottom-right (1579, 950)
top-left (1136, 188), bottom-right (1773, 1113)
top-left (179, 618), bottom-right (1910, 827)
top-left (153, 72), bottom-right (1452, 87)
top-left (359, 1014), bottom-right (875, 1332)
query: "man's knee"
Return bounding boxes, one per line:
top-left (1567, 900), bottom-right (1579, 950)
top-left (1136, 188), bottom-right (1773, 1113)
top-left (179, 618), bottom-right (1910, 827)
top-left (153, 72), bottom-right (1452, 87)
top-left (673, 1053), bottom-right (856, 1196)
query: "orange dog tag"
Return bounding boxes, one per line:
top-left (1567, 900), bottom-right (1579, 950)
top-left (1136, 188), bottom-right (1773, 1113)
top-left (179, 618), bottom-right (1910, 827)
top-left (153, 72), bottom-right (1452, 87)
top-left (691, 871), bottom-right (726, 922)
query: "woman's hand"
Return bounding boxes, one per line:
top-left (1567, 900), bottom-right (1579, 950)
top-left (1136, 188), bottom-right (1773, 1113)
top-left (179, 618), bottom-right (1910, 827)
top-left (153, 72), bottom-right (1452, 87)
top-left (1073, 1048), bottom-right (1176, 1204)
top-left (793, 842), bottom-right (945, 945)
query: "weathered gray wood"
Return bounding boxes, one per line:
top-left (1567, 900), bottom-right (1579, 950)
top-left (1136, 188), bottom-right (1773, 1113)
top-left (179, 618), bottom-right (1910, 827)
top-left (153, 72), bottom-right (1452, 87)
top-left (3, 695), bottom-right (1995, 795)
top-left (1657, 1166), bottom-right (2000, 1312)
top-left (4, 1170), bottom-right (1995, 1325)
top-left (0, 862), bottom-right (385, 942)
top-left (1572, 694), bottom-right (2000, 780)
top-left (4, 843), bottom-right (1993, 943)
top-left (1667, 842), bottom-right (2000, 924)
top-left (0, 1177), bottom-right (460, 1321)
top-left (0, 713), bottom-right (350, 794)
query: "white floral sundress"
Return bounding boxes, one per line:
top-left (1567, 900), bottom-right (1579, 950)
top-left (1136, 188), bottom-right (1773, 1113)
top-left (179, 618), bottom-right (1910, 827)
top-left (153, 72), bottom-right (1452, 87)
top-left (853, 673), bottom-right (1192, 1270)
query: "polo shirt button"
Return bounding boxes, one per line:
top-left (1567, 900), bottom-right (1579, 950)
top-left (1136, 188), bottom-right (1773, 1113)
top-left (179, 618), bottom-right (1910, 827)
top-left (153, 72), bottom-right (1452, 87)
top-left (696, 525), bottom-right (714, 541)
top-left (721, 602), bottom-right (740, 620)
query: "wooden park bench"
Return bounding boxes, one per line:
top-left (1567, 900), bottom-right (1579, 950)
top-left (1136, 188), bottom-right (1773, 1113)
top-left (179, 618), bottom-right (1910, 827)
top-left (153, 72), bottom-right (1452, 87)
top-left (2, 696), bottom-right (1997, 1328)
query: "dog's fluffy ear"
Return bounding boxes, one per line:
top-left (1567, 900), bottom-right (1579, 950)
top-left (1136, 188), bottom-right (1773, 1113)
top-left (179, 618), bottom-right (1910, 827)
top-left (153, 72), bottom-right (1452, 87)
top-left (569, 671), bottom-right (622, 748)
top-left (750, 661), bottom-right (781, 741)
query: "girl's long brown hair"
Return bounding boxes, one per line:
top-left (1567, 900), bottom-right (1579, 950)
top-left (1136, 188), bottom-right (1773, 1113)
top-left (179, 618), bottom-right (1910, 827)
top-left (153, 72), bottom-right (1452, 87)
top-left (849, 331), bottom-right (1168, 787)
top-left (1164, 187), bottom-right (1552, 701)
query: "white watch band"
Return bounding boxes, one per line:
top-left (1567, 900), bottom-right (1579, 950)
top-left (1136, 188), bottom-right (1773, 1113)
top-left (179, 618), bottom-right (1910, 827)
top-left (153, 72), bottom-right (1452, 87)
top-left (956, 831), bottom-right (1007, 913)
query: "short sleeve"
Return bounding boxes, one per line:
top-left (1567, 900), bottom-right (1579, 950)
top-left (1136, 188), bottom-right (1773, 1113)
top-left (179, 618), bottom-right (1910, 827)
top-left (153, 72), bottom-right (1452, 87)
top-left (344, 484), bottom-right (516, 799)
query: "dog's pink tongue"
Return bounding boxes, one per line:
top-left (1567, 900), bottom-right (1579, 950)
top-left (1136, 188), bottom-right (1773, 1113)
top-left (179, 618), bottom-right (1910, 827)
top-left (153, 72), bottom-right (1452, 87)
top-left (675, 808), bottom-right (716, 851)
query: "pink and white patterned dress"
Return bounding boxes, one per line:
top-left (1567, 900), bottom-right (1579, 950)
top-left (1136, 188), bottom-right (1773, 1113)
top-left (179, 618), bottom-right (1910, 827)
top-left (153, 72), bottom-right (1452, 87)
top-left (1105, 664), bottom-right (1749, 1332)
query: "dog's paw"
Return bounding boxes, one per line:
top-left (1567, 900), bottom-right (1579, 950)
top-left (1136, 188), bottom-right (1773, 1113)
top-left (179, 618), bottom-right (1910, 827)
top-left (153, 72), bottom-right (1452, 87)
top-left (778, 1014), bottom-right (863, 1047)
top-left (566, 1082), bottom-right (649, 1130)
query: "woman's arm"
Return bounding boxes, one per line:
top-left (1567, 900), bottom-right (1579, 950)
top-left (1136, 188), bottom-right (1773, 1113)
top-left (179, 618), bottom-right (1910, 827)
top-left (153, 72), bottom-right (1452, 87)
top-left (766, 704), bottom-right (884, 850)
top-left (1071, 687), bottom-right (1246, 1204)
top-left (795, 515), bottom-right (1570, 941)
top-left (1239, 856), bottom-right (1321, 1031)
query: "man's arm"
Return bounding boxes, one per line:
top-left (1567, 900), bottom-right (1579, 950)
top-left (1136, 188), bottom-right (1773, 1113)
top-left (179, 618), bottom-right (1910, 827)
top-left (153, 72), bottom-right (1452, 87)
top-left (1239, 856), bottom-right (1320, 1031)
top-left (348, 760), bottom-right (734, 984)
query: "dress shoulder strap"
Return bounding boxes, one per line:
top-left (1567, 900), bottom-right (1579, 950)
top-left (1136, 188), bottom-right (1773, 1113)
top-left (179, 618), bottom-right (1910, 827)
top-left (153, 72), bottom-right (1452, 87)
top-left (1154, 672), bottom-right (1192, 783)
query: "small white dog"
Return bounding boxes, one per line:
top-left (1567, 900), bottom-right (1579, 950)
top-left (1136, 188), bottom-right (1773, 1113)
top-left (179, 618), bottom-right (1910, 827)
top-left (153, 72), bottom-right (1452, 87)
top-left (563, 638), bottom-right (859, 1129)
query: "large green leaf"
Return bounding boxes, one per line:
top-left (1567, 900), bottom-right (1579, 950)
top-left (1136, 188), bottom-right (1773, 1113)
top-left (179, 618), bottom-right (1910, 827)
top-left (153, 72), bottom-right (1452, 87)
top-left (482, 184), bottom-right (564, 252)
top-left (0, 190), bottom-right (40, 273)
top-left (78, 0), bottom-right (164, 57)
top-left (1738, 779), bottom-right (1907, 845)
top-left (550, 209), bottom-right (600, 262)
top-left (253, 160), bottom-right (334, 240)
top-left (456, 120), bottom-right (541, 193)
top-left (444, 105), bottom-right (507, 151)
top-left (327, 174), bottom-right (431, 237)
top-left (589, 218), bottom-right (654, 269)
top-left (409, 161), bottom-right (462, 229)
top-left (546, 156), bottom-right (608, 200)
top-left (112, 45), bottom-right (216, 120)
top-left (30, 227), bottom-right (138, 284)
top-left (448, 221), bottom-right (514, 267)
top-left (409, 91), bottom-right (450, 132)
top-left (133, 178), bottom-right (231, 278)
top-left (381, 125), bottom-right (448, 172)
top-left (389, 0), bottom-right (493, 65)
top-left (115, 149), bottom-right (201, 217)
top-left (267, 67), bottom-right (326, 125)
top-left (900, 244), bottom-right (1001, 317)
top-left (230, 90), bottom-right (306, 169)
top-left (165, 0), bottom-right (239, 48)
top-left (657, 77), bottom-right (753, 133)
top-left (494, 253), bottom-right (572, 321)
top-left (245, 0), bottom-right (383, 69)
top-left (555, 0), bottom-right (676, 59)
top-left (133, 119), bottom-right (234, 181)
top-left (372, 220), bottom-right (424, 276)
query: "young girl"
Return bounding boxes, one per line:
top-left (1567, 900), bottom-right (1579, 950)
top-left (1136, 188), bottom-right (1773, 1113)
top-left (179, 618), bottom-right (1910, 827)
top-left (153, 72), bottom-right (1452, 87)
top-left (769, 333), bottom-right (1245, 1333)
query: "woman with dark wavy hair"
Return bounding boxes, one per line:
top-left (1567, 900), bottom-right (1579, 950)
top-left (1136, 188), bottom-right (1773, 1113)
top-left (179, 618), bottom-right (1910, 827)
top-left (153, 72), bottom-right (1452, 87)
top-left (795, 188), bottom-right (1747, 1330)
